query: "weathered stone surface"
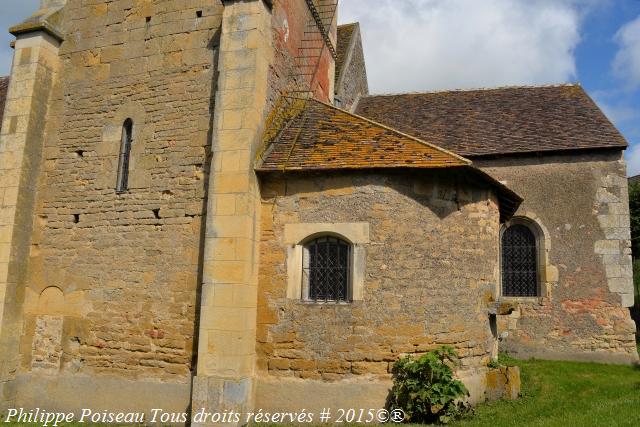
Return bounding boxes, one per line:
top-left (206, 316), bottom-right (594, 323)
top-left (477, 151), bottom-right (639, 363)
top-left (335, 23), bottom-right (368, 110)
top-left (257, 170), bottom-right (502, 379)
top-left (485, 366), bottom-right (520, 401)
top-left (0, 0), bottom-right (635, 420)
top-left (6, 3), bottom-right (225, 406)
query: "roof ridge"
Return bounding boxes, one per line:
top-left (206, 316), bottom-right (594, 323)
top-left (361, 83), bottom-right (581, 98)
top-left (306, 97), bottom-right (472, 165)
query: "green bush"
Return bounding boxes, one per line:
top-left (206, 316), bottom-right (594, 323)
top-left (387, 346), bottom-right (470, 424)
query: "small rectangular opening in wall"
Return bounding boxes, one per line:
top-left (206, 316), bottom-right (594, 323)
top-left (196, 10), bottom-right (203, 18)
top-left (152, 208), bottom-right (160, 219)
top-left (73, 214), bottom-right (80, 224)
top-left (489, 314), bottom-right (497, 339)
top-left (145, 16), bottom-right (151, 23)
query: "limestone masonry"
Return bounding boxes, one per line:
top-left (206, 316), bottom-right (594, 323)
top-left (0, 0), bottom-right (636, 421)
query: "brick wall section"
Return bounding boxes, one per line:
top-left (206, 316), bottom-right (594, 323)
top-left (269, 0), bottom-right (335, 104)
top-left (19, 1), bottom-right (224, 382)
top-left (257, 171), bottom-right (501, 380)
top-left (476, 150), bottom-right (638, 363)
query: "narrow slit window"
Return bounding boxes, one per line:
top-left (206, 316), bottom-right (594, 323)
top-left (116, 118), bottom-right (133, 193)
top-left (302, 236), bottom-right (351, 302)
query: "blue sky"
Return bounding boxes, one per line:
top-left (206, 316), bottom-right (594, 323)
top-left (3, 0), bottom-right (640, 174)
top-left (576, 1), bottom-right (640, 165)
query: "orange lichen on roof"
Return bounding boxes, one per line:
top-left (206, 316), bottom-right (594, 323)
top-left (256, 97), bottom-right (471, 172)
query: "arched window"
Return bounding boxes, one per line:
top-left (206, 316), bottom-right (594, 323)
top-left (501, 224), bottom-right (539, 297)
top-left (116, 118), bottom-right (133, 193)
top-left (302, 236), bottom-right (351, 302)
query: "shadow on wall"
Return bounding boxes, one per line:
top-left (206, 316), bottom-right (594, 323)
top-left (186, 28), bottom-right (221, 417)
top-left (265, 169), bottom-right (490, 222)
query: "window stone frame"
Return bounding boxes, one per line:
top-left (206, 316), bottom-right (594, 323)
top-left (499, 213), bottom-right (557, 301)
top-left (98, 102), bottom-right (148, 190)
top-left (283, 223), bottom-right (369, 302)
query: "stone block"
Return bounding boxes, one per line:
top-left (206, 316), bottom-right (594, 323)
top-left (608, 277), bottom-right (632, 293)
top-left (485, 366), bottom-right (520, 401)
top-left (211, 173), bottom-right (251, 194)
top-left (594, 240), bottom-right (620, 255)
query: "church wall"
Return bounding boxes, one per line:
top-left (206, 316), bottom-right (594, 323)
top-left (269, 0), bottom-right (336, 104)
top-left (256, 170), bottom-right (502, 406)
top-left (14, 0), bottom-right (224, 411)
top-left (335, 25), bottom-right (368, 110)
top-left (475, 150), bottom-right (639, 364)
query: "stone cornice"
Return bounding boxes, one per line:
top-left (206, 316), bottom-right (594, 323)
top-left (9, 6), bottom-right (64, 43)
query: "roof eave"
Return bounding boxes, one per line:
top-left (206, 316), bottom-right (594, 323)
top-left (465, 145), bottom-right (627, 159)
top-left (255, 165), bottom-right (523, 222)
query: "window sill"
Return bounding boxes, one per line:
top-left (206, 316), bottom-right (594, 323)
top-left (298, 300), bottom-right (353, 306)
top-left (497, 296), bottom-right (544, 304)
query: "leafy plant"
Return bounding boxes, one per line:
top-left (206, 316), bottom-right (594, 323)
top-left (487, 359), bottom-right (501, 369)
top-left (387, 346), bottom-right (471, 424)
top-left (497, 352), bottom-right (519, 367)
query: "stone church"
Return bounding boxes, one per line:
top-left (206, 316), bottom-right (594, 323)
top-left (0, 0), bottom-right (637, 419)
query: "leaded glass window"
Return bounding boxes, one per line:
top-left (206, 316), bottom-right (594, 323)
top-left (303, 236), bottom-right (351, 302)
top-left (501, 224), bottom-right (538, 297)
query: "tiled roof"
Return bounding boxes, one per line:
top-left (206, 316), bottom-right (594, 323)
top-left (0, 77), bottom-right (9, 132)
top-left (256, 98), bottom-right (522, 220)
top-left (336, 23), bottom-right (357, 85)
top-left (354, 84), bottom-right (627, 157)
top-left (257, 97), bottom-right (470, 171)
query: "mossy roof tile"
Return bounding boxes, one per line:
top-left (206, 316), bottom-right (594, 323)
top-left (256, 97), bottom-right (522, 221)
top-left (257, 98), bottom-right (470, 171)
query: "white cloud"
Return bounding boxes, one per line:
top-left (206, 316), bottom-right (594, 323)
top-left (625, 143), bottom-right (640, 176)
top-left (595, 95), bottom-right (639, 125)
top-left (613, 14), bottom-right (640, 90)
top-left (339, 0), bottom-right (587, 93)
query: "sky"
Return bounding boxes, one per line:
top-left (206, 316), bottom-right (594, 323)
top-left (2, 1), bottom-right (640, 174)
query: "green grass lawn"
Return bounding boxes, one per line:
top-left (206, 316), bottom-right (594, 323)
top-left (450, 356), bottom-right (640, 427)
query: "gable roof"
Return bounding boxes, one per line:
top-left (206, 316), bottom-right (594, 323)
top-left (336, 23), bottom-right (357, 86)
top-left (0, 76), bottom-right (9, 132)
top-left (257, 97), bottom-right (470, 171)
top-left (354, 84), bottom-right (627, 157)
top-left (256, 98), bottom-right (522, 220)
